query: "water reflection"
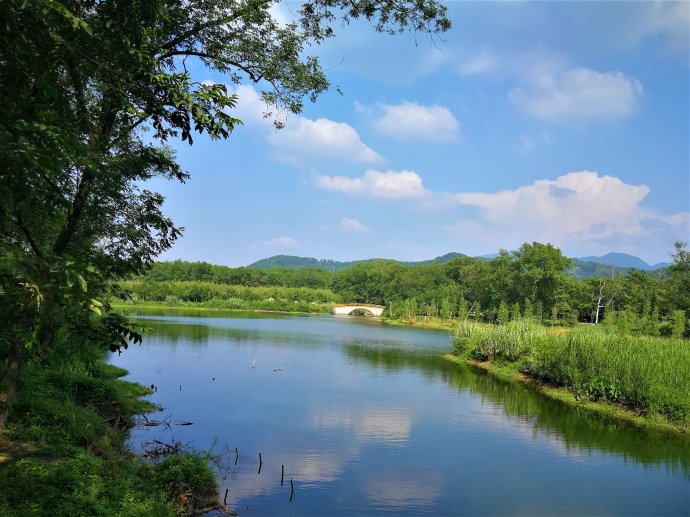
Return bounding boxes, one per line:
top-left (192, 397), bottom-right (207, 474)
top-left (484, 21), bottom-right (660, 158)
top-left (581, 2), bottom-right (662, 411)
top-left (311, 406), bottom-right (412, 444)
top-left (111, 311), bottom-right (690, 515)
top-left (345, 344), bottom-right (690, 477)
top-left (363, 473), bottom-right (443, 512)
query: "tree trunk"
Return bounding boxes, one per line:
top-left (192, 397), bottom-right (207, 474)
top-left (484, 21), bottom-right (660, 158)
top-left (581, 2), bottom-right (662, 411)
top-left (0, 335), bottom-right (25, 429)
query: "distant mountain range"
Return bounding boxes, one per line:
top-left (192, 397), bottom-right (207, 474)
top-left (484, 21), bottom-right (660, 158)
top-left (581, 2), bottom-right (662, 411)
top-left (248, 252), bottom-right (467, 272)
top-left (247, 251), bottom-right (669, 279)
top-left (576, 252), bottom-right (669, 270)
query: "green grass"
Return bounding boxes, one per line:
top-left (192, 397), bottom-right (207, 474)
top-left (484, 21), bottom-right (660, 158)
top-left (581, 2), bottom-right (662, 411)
top-left (452, 320), bottom-right (690, 425)
top-left (0, 333), bottom-right (220, 516)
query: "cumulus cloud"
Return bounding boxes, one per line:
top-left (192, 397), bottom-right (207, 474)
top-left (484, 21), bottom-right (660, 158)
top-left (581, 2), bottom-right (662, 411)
top-left (231, 84), bottom-right (381, 163)
top-left (315, 169), bottom-right (431, 199)
top-left (341, 217), bottom-right (370, 234)
top-left (364, 101), bottom-right (460, 142)
top-left (509, 66), bottom-right (643, 123)
top-left (270, 117), bottom-right (382, 163)
top-left (453, 171), bottom-right (689, 257)
top-left (456, 171), bottom-right (650, 239)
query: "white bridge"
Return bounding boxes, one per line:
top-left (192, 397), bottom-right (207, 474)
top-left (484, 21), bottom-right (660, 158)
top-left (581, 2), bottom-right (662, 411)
top-left (332, 303), bottom-right (385, 316)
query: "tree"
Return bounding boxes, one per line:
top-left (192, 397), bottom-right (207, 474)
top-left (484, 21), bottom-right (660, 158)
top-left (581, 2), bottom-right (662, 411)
top-left (523, 298), bottom-right (533, 319)
top-left (0, 0), bottom-right (451, 426)
top-left (497, 301), bottom-right (509, 325)
top-left (671, 310), bottom-right (687, 339)
top-left (510, 302), bottom-right (521, 321)
top-left (457, 297), bottom-right (469, 321)
top-left (513, 242), bottom-right (572, 316)
top-left (588, 277), bottom-right (618, 324)
top-left (440, 298), bottom-right (453, 322)
top-left (666, 242), bottom-right (690, 317)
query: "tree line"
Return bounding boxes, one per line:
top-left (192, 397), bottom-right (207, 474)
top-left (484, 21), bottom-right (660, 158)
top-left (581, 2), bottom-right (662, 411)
top-left (128, 241), bottom-right (690, 337)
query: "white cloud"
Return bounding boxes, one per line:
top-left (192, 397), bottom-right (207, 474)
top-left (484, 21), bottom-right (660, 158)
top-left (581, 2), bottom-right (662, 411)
top-left (231, 84), bottom-right (381, 163)
top-left (509, 66), bottom-right (643, 124)
top-left (251, 235), bottom-right (298, 248)
top-left (453, 171), bottom-right (689, 257)
top-left (341, 217), bottom-right (370, 234)
top-left (367, 101), bottom-right (460, 142)
top-left (315, 169), bottom-right (431, 199)
top-left (270, 117), bottom-right (382, 163)
top-left (231, 84), bottom-right (274, 127)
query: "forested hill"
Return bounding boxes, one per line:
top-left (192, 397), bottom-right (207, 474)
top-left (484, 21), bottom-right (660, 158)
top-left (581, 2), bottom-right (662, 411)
top-left (577, 252), bottom-right (670, 270)
top-left (247, 252), bottom-right (466, 271)
top-left (569, 259), bottom-right (667, 280)
top-left (135, 251), bottom-right (670, 289)
top-left (247, 253), bottom-right (667, 280)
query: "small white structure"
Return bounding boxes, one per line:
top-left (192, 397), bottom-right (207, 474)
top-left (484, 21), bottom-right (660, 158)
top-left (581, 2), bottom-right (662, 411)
top-left (332, 304), bottom-right (385, 316)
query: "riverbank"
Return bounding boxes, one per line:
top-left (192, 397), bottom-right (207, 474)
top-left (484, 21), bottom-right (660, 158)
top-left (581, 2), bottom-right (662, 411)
top-left (0, 342), bottom-right (229, 515)
top-left (447, 320), bottom-right (690, 436)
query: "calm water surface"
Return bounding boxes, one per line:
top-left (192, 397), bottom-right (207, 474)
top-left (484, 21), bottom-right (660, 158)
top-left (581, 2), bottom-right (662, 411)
top-left (110, 309), bottom-right (690, 516)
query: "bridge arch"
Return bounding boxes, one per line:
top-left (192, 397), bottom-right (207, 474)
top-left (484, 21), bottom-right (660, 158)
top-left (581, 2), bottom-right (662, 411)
top-left (331, 304), bottom-right (385, 316)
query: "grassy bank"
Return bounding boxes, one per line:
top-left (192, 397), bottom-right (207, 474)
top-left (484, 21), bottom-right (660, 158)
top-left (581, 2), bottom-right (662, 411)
top-left (0, 332), bottom-right (224, 516)
top-left (450, 320), bottom-right (690, 434)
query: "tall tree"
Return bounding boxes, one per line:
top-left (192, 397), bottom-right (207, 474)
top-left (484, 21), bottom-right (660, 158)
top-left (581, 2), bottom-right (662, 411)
top-left (513, 242), bottom-right (572, 316)
top-left (665, 241), bottom-right (690, 317)
top-left (0, 0), bottom-right (451, 425)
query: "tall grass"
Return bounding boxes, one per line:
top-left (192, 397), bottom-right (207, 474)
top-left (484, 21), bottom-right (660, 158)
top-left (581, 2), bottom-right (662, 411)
top-left (453, 319), bottom-right (546, 361)
top-left (453, 321), bottom-right (690, 422)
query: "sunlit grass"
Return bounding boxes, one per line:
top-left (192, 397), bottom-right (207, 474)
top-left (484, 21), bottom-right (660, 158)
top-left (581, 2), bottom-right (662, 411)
top-left (453, 321), bottom-right (690, 422)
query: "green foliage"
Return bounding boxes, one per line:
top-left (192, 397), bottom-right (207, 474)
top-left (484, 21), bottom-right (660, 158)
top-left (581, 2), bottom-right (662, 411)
top-left (115, 280), bottom-right (339, 313)
top-left (670, 310), bottom-right (687, 339)
top-left (497, 302), bottom-right (509, 325)
top-left (510, 302), bottom-right (521, 321)
top-left (144, 260), bottom-right (334, 289)
top-left (131, 243), bottom-right (690, 329)
top-left (454, 321), bottom-right (690, 422)
top-left (454, 319), bottom-right (547, 362)
top-left (0, 453), bottom-right (173, 516)
top-left (149, 455), bottom-right (218, 502)
top-left (0, 331), bottom-right (216, 516)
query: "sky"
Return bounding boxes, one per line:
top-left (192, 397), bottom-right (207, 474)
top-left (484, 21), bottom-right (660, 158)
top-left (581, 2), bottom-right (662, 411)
top-left (151, 0), bottom-right (690, 267)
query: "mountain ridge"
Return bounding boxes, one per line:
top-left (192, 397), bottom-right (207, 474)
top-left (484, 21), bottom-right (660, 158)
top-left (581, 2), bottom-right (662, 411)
top-left (247, 251), bottom-right (669, 276)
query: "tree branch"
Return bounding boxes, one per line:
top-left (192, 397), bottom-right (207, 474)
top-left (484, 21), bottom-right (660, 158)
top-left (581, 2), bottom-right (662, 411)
top-left (159, 49), bottom-right (264, 82)
top-left (15, 213), bottom-right (44, 258)
top-left (161, 0), bottom-right (273, 51)
top-left (53, 103), bottom-right (118, 255)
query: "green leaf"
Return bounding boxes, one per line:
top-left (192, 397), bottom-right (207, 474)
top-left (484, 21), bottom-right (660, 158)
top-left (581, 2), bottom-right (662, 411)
top-left (77, 274), bottom-right (87, 292)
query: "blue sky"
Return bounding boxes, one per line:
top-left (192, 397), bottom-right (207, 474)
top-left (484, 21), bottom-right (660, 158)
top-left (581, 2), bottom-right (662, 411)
top-left (152, 1), bottom-right (689, 267)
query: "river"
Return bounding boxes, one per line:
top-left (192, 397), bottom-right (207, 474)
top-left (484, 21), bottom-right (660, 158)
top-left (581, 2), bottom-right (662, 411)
top-left (110, 309), bottom-right (690, 516)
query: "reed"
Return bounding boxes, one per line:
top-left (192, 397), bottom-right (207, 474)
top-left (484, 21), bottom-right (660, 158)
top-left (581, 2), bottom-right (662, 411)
top-left (453, 321), bottom-right (690, 421)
